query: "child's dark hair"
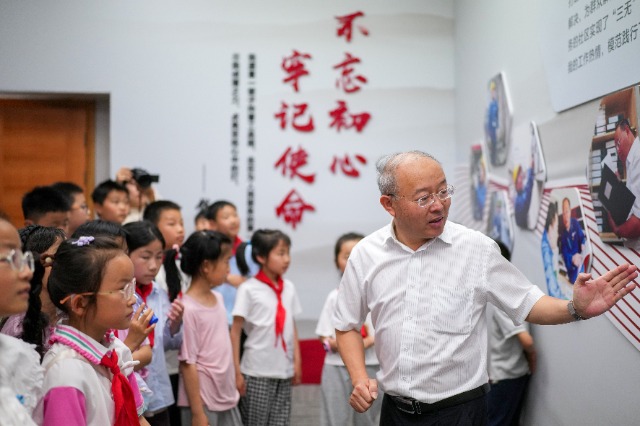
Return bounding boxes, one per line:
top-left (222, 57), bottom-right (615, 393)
top-left (334, 232), bottom-right (364, 267)
top-left (18, 225), bottom-right (66, 358)
top-left (194, 199), bottom-right (209, 224)
top-left (123, 221), bottom-right (166, 253)
top-left (72, 219), bottom-right (126, 240)
top-left (142, 200), bottom-right (182, 300)
top-left (22, 186), bottom-right (71, 221)
top-left (250, 229), bottom-right (291, 263)
top-left (494, 240), bottom-right (512, 262)
top-left (179, 231), bottom-right (232, 276)
top-left (205, 200), bottom-right (236, 221)
top-left (143, 200), bottom-right (182, 225)
top-left (51, 182), bottom-right (84, 207)
top-left (91, 180), bottom-right (128, 205)
top-left (48, 236), bottom-right (124, 313)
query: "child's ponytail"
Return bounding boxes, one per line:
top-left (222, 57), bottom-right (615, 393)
top-left (163, 247), bottom-right (182, 302)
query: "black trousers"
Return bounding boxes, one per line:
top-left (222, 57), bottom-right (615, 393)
top-left (380, 394), bottom-right (488, 426)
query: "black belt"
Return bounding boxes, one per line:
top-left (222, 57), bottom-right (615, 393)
top-left (388, 383), bottom-right (490, 415)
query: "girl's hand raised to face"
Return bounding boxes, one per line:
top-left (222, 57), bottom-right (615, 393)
top-left (123, 302), bottom-right (156, 351)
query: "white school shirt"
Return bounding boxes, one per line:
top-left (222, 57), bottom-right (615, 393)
top-left (232, 277), bottom-right (302, 379)
top-left (486, 304), bottom-right (530, 382)
top-left (35, 325), bottom-right (140, 425)
top-left (334, 221), bottom-right (544, 404)
top-left (315, 288), bottom-right (379, 366)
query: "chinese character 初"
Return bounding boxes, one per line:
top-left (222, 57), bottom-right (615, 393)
top-left (274, 102), bottom-right (315, 132)
top-left (282, 50), bottom-right (313, 92)
top-left (333, 52), bottom-right (368, 94)
top-left (275, 189), bottom-right (316, 229)
top-left (336, 11), bottom-right (369, 43)
top-left (274, 146), bottom-right (316, 183)
top-left (328, 100), bottom-right (372, 133)
top-left (330, 154), bottom-right (368, 178)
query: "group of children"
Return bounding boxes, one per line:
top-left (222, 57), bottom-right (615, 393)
top-left (1, 174), bottom-right (382, 426)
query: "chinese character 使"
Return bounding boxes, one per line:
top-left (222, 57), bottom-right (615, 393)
top-left (275, 189), bottom-right (316, 229)
top-left (282, 50), bottom-right (313, 92)
top-left (274, 146), bottom-right (316, 183)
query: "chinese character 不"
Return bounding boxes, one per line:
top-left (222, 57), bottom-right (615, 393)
top-left (275, 189), bottom-right (316, 229)
top-left (330, 154), bottom-right (368, 178)
top-left (333, 52), bottom-right (368, 93)
top-left (274, 146), bottom-right (316, 183)
top-left (336, 11), bottom-right (369, 42)
top-left (274, 102), bottom-right (315, 132)
top-left (282, 50), bottom-right (312, 92)
top-left (328, 100), bottom-right (372, 132)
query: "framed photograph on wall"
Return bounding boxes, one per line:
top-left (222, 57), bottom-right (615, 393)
top-left (508, 121), bottom-right (547, 230)
top-left (588, 85), bottom-right (640, 250)
top-left (470, 144), bottom-right (487, 222)
top-left (542, 188), bottom-right (593, 300)
top-left (484, 72), bottom-right (513, 167)
top-left (486, 190), bottom-right (514, 253)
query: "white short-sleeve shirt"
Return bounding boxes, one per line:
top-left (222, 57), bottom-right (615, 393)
top-left (232, 277), bottom-right (302, 379)
top-left (333, 221), bottom-right (544, 403)
top-left (315, 288), bottom-right (378, 366)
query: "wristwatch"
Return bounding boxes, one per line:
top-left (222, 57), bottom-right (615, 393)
top-left (567, 300), bottom-right (586, 321)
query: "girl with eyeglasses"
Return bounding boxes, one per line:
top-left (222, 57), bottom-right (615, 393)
top-left (0, 217), bottom-right (41, 425)
top-left (34, 235), bottom-right (150, 426)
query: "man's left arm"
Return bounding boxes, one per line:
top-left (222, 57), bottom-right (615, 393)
top-left (526, 264), bottom-right (637, 324)
top-left (612, 214), bottom-right (640, 239)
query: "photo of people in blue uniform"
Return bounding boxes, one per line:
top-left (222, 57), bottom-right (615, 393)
top-left (470, 144), bottom-right (487, 222)
top-left (484, 72), bottom-right (512, 167)
top-left (509, 122), bottom-right (547, 230)
top-left (486, 190), bottom-right (514, 253)
top-left (542, 188), bottom-right (593, 300)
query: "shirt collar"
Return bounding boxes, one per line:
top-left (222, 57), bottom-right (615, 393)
top-left (384, 219), bottom-right (453, 251)
top-left (50, 324), bottom-right (114, 365)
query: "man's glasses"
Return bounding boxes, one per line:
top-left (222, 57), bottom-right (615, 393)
top-left (59, 278), bottom-right (136, 304)
top-left (0, 249), bottom-right (35, 273)
top-left (391, 184), bottom-right (455, 208)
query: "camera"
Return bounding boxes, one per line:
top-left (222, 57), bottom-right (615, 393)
top-left (131, 168), bottom-right (159, 189)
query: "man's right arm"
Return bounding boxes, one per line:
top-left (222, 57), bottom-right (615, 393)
top-left (335, 328), bottom-right (378, 413)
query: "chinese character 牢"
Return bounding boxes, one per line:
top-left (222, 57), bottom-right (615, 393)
top-left (282, 50), bottom-right (313, 92)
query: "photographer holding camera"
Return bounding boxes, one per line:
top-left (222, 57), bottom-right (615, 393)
top-left (116, 167), bottom-right (160, 224)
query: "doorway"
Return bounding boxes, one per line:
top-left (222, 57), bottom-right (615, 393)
top-left (0, 98), bottom-right (97, 227)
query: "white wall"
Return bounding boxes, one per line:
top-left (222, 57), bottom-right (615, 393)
top-left (454, 1), bottom-right (640, 425)
top-left (0, 1), bottom-right (455, 320)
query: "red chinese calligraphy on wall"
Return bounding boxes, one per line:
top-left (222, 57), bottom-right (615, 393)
top-left (274, 146), bottom-right (316, 183)
top-left (336, 11), bottom-right (369, 42)
top-left (275, 189), bottom-right (316, 229)
top-left (330, 154), bottom-right (367, 178)
top-left (274, 102), bottom-right (315, 132)
top-left (333, 52), bottom-right (368, 93)
top-left (328, 100), bottom-right (371, 132)
top-left (282, 50), bottom-right (312, 92)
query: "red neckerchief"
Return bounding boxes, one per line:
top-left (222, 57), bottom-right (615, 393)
top-left (99, 350), bottom-right (139, 426)
top-left (232, 236), bottom-right (243, 255)
top-left (136, 283), bottom-right (155, 348)
top-left (254, 269), bottom-right (287, 352)
top-left (361, 325), bottom-right (368, 338)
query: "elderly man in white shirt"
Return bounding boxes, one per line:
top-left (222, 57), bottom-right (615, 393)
top-left (334, 150), bottom-right (638, 425)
